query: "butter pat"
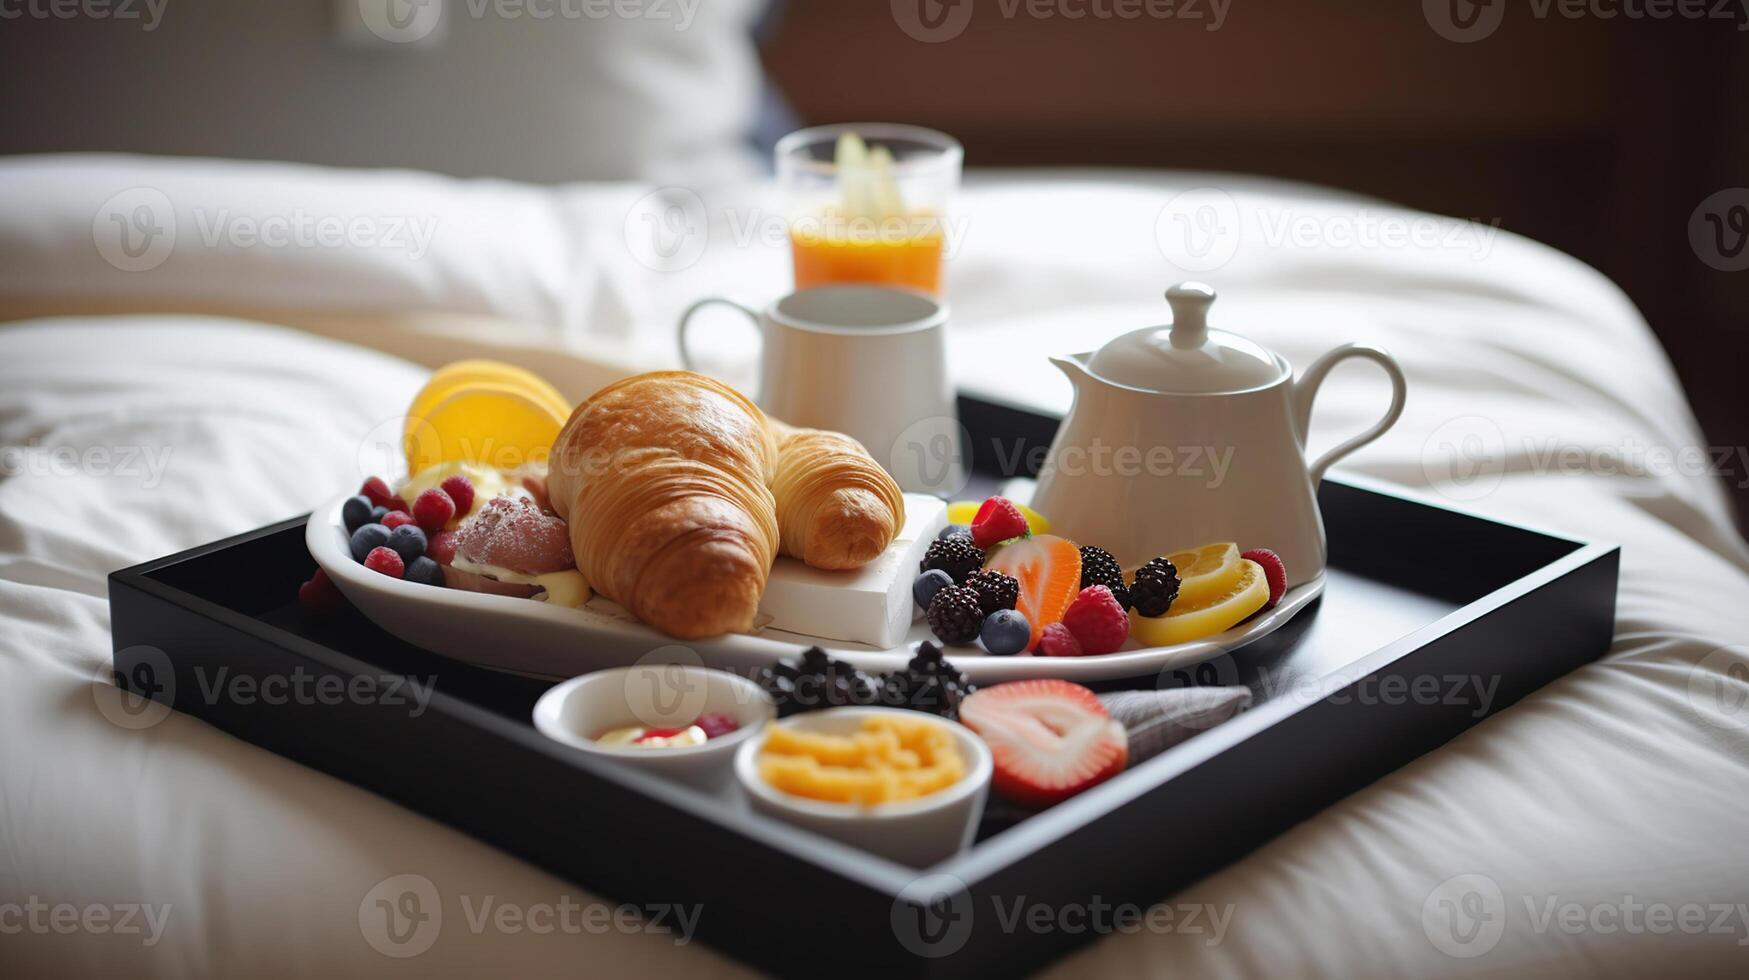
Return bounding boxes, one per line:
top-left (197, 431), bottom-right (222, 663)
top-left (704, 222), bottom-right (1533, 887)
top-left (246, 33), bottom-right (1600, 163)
top-left (759, 495), bottom-right (947, 648)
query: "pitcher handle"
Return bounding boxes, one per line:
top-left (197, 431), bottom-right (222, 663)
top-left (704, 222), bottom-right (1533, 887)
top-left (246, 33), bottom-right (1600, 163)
top-left (1292, 343), bottom-right (1407, 485)
top-left (678, 298), bottom-right (760, 372)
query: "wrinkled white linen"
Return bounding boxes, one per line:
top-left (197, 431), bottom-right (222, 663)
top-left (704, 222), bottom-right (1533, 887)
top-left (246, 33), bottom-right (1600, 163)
top-left (1, 155), bottom-right (1746, 978)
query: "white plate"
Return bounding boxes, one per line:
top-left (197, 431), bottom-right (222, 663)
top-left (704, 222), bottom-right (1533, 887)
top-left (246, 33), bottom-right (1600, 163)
top-left (309, 492), bottom-right (1322, 683)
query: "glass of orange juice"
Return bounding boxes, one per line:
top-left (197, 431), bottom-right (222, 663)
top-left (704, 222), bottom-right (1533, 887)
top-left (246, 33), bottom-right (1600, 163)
top-left (775, 123), bottom-right (962, 298)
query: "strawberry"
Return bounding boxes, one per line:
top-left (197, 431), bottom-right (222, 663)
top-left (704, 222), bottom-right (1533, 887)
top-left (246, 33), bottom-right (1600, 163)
top-left (1036, 622), bottom-right (1084, 658)
top-left (970, 496), bottom-right (1029, 549)
top-left (959, 679), bottom-right (1128, 808)
top-left (1241, 548), bottom-right (1287, 608)
top-left (1060, 585), bottom-right (1130, 654)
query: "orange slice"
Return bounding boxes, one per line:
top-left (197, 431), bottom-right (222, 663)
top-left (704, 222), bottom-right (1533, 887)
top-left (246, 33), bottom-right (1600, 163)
top-left (405, 382), bottom-right (568, 473)
top-left (1161, 542), bottom-right (1244, 607)
top-left (1130, 558), bottom-right (1269, 647)
top-left (983, 534), bottom-right (1082, 652)
top-left (404, 360), bottom-right (571, 470)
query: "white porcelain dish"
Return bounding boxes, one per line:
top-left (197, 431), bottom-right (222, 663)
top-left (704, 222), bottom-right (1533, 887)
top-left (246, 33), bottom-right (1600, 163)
top-left (309, 491), bottom-right (1323, 683)
top-left (733, 707), bottom-right (992, 867)
top-left (532, 666), bottom-right (772, 791)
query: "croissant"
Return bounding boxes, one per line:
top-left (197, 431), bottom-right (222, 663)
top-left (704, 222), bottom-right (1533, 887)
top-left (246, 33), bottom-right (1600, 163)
top-left (546, 371), bottom-right (779, 639)
top-left (769, 420), bottom-right (906, 570)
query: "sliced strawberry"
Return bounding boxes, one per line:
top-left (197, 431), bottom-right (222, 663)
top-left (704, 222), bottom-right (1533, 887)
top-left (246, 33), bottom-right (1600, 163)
top-left (970, 496), bottom-right (1030, 549)
top-left (959, 679), bottom-right (1128, 808)
top-left (1241, 548), bottom-right (1287, 608)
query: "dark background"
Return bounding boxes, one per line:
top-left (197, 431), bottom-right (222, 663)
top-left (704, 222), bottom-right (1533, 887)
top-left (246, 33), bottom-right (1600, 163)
top-left (761, 1), bottom-right (1749, 533)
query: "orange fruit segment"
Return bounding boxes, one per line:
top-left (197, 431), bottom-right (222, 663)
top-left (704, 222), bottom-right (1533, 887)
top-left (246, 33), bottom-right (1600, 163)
top-left (405, 382), bottom-right (568, 474)
top-left (983, 534), bottom-right (1082, 652)
top-left (404, 360), bottom-right (572, 474)
top-left (1161, 542), bottom-right (1244, 607)
top-left (1130, 558), bottom-right (1269, 647)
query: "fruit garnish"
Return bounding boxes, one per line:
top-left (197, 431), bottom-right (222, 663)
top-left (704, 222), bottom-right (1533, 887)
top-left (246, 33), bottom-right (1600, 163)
top-left (439, 474), bottom-right (477, 516)
top-left (877, 641), bottom-right (974, 719)
top-left (970, 496), bottom-right (1030, 548)
top-left (1160, 542), bottom-right (1244, 607)
top-left (919, 536), bottom-right (985, 584)
top-left (1077, 545), bottom-right (1131, 610)
top-left (958, 679), bottom-right (1128, 808)
top-left (349, 524), bottom-right (391, 563)
top-left (405, 555), bottom-right (445, 587)
top-left (964, 568), bottom-right (1020, 618)
top-left (1242, 548), bottom-right (1288, 608)
top-left (1036, 622), bottom-right (1083, 657)
top-left (947, 499), bottom-right (1050, 535)
top-left (342, 495), bottom-right (374, 534)
top-left (1129, 558), bottom-right (1270, 647)
top-left (912, 568), bottom-right (954, 610)
top-left (412, 487), bottom-right (456, 532)
top-left (381, 510), bottom-right (417, 530)
top-left (404, 360), bottom-right (570, 473)
top-left (926, 584), bottom-right (984, 645)
top-left (297, 568), bottom-right (345, 612)
top-left (981, 534), bottom-right (1082, 651)
top-left (385, 524), bottom-right (428, 564)
top-left (757, 647), bottom-right (879, 717)
top-left (1128, 557), bottom-right (1182, 617)
top-left (1060, 585), bottom-right (1130, 654)
top-left (427, 530), bottom-right (459, 566)
top-left (635, 726), bottom-right (691, 742)
top-left (405, 382), bottom-right (569, 474)
top-left (936, 523), bottom-right (971, 542)
top-left (979, 609), bottom-right (1031, 657)
top-left (695, 713), bottom-right (741, 739)
top-left (363, 546), bottom-right (405, 579)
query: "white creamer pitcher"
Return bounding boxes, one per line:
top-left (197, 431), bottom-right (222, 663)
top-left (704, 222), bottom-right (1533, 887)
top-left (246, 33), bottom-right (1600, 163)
top-left (1031, 283), bottom-right (1407, 587)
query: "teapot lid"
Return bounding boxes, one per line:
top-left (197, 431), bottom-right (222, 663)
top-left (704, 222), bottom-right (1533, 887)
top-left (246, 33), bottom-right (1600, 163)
top-left (1084, 283), bottom-right (1286, 394)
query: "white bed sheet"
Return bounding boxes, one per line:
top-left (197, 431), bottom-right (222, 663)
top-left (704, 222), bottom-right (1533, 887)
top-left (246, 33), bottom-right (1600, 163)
top-left (2, 155), bottom-right (1748, 978)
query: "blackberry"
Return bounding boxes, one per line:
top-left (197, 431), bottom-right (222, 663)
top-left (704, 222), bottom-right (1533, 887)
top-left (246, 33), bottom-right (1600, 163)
top-left (926, 584), bottom-right (984, 644)
top-left (878, 641), bottom-right (975, 719)
top-left (920, 536), bottom-right (985, 584)
top-left (964, 569), bottom-right (1019, 618)
top-left (1078, 545), bottom-right (1131, 609)
top-left (756, 646), bottom-right (879, 717)
top-left (1128, 557), bottom-right (1181, 617)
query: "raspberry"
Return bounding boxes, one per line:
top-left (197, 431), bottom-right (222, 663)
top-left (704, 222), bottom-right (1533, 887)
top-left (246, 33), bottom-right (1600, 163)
top-left (694, 713), bottom-right (740, 739)
top-left (964, 569), bottom-right (1019, 618)
top-left (1061, 585), bottom-right (1130, 654)
top-left (381, 510), bottom-right (416, 529)
top-left (440, 474), bottom-right (477, 516)
top-left (926, 584), bottom-right (984, 644)
top-left (412, 487), bottom-right (456, 532)
top-left (360, 476), bottom-right (398, 510)
top-left (1242, 548), bottom-right (1288, 608)
top-left (1036, 622), bottom-right (1084, 657)
top-left (971, 496), bottom-right (1029, 549)
top-left (427, 530), bottom-right (459, 566)
top-left (297, 568), bottom-right (345, 612)
top-left (1078, 545), bottom-right (1131, 610)
top-left (1129, 557), bottom-right (1181, 617)
top-left (363, 546), bottom-right (405, 578)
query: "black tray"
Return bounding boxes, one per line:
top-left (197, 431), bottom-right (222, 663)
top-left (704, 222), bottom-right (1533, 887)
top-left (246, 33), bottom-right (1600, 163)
top-left (108, 396), bottom-right (1618, 978)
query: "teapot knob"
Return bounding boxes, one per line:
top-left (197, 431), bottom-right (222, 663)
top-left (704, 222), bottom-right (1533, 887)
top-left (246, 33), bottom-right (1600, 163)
top-left (1165, 281), bottom-right (1216, 350)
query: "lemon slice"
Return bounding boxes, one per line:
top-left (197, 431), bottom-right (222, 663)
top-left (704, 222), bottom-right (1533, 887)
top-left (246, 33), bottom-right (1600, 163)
top-left (405, 382), bottom-right (568, 473)
top-left (1162, 542), bottom-right (1244, 607)
top-left (1130, 558), bottom-right (1269, 647)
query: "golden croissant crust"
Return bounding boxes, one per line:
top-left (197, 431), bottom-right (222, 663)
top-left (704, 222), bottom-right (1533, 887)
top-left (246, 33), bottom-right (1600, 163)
top-left (770, 421), bottom-right (906, 570)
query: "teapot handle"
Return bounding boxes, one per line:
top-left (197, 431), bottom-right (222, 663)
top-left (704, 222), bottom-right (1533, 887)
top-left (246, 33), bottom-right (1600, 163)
top-left (1292, 343), bottom-right (1407, 485)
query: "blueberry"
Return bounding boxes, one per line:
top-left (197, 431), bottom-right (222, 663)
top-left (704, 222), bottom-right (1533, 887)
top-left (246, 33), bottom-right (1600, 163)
top-left (405, 555), bottom-right (445, 587)
top-left (342, 495), bottom-right (374, 533)
top-left (937, 523), bottom-right (972, 542)
top-left (370, 505), bottom-right (390, 524)
top-left (980, 609), bottom-right (1031, 656)
top-left (349, 523), bottom-right (391, 563)
top-left (387, 524), bottom-right (427, 564)
top-left (913, 569), bottom-right (954, 610)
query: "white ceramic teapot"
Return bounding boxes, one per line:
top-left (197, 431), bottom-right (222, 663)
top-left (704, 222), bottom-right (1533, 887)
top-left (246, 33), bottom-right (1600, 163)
top-left (1031, 283), bottom-right (1406, 588)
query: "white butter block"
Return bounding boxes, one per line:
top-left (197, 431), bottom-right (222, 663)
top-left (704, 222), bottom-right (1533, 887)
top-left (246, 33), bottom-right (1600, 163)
top-left (759, 494), bottom-right (947, 648)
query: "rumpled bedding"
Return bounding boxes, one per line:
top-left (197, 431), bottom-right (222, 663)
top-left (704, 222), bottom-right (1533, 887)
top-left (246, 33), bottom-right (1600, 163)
top-left (1, 154), bottom-right (1746, 978)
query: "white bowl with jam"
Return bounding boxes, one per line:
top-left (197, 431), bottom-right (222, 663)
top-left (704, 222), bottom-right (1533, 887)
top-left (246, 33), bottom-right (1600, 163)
top-left (533, 665), bottom-right (773, 791)
top-left (734, 707), bottom-right (992, 867)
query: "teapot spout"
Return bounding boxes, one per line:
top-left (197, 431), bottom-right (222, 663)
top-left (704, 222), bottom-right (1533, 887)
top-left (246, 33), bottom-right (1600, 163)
top-left (1051, 352), bottom-right (1095, 390)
